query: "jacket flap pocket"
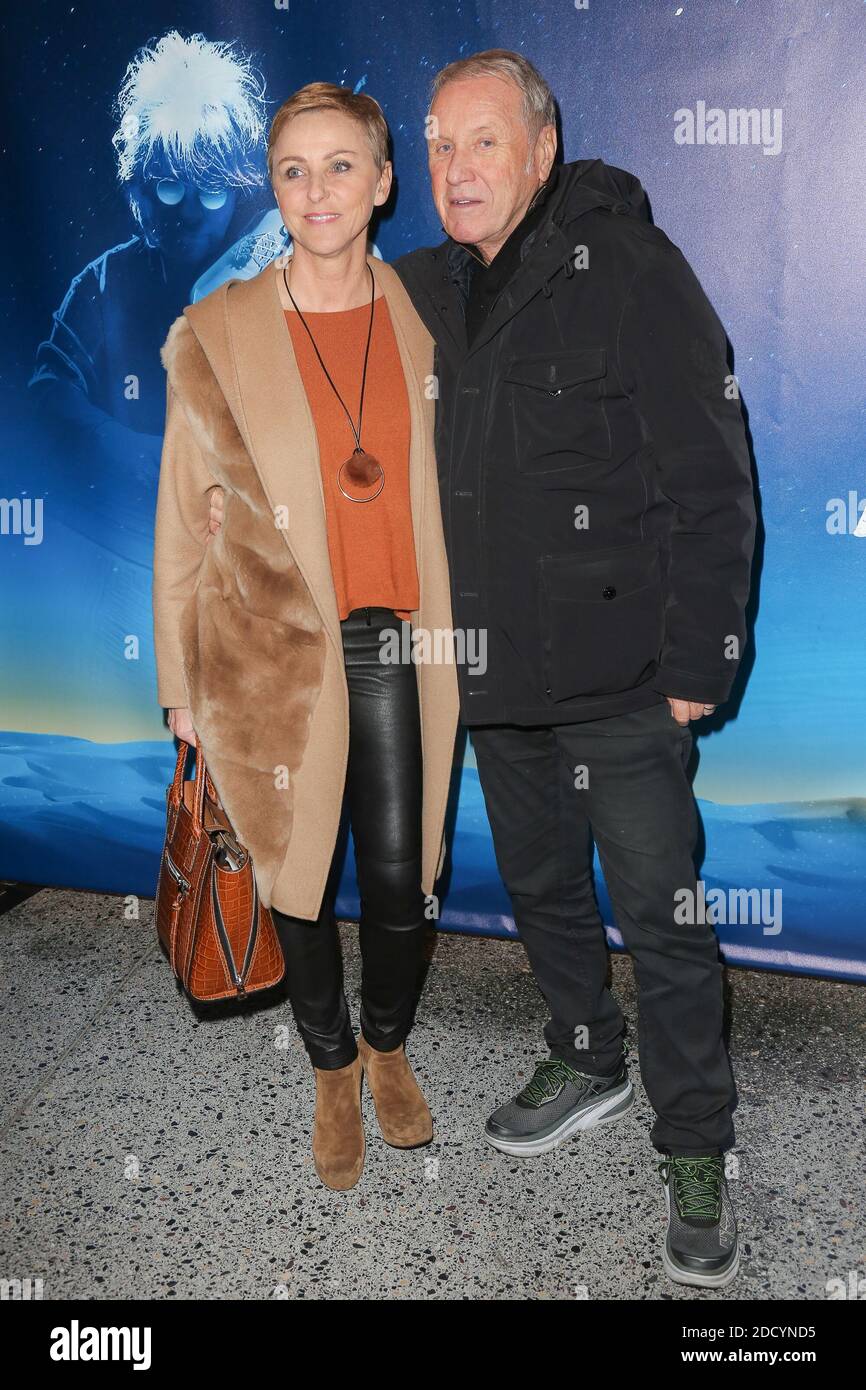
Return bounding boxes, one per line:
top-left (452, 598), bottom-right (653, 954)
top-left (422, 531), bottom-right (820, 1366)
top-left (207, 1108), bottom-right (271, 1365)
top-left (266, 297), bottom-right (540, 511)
top-left (505, 349), bottom-right (606, 392)
top-left (542, 539), bottom-right (660, 602)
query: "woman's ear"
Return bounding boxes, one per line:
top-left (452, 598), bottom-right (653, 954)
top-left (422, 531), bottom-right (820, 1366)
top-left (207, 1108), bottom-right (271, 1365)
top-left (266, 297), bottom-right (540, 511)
top-left (374, 160), bottom-right (394, 208)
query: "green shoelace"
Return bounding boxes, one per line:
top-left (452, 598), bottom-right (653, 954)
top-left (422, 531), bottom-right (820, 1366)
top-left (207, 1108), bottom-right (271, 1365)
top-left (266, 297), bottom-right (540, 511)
top-left (658, 1156), bottom-right (724, 1222)
top-left (519, 1058), bottom-right (585, 1106)
top-left (518, 1043), bottom-right (629, 1108)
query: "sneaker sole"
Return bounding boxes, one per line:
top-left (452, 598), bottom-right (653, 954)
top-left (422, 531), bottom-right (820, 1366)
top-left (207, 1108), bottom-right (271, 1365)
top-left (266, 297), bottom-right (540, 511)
top-left (482, 1078), bottom-right (634, 1157)
top-left (661, 1176), bottom-right (740, 1288)
top-left (662, 1240), bottom-right (740, 1289)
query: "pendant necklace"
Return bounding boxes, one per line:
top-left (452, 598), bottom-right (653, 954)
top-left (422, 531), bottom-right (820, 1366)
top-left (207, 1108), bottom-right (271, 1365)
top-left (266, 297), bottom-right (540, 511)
top-left (283, 261), bottom-right (384, 502)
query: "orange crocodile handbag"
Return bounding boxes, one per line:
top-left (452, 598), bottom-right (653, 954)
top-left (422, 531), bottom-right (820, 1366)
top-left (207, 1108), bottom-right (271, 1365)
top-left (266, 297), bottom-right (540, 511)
top-left (155, 735), bottom-right (285, 1002)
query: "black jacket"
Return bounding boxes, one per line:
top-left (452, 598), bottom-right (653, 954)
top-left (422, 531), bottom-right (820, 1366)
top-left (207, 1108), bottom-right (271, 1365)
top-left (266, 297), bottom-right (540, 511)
top-left (393, 158), bottom-right (756, 726)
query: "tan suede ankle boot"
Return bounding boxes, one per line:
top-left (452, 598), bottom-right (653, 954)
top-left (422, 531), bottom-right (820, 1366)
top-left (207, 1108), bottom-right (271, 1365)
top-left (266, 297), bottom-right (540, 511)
top-left (357, 1034), bottom-right (433, 1147)
top-left (311, 1055), bottom-right (365, 1190)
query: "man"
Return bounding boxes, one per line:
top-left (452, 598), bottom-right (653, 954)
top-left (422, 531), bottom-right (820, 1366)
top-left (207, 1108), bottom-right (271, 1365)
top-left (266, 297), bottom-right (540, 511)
top-left (392, 49), bottom-right (755, 1289)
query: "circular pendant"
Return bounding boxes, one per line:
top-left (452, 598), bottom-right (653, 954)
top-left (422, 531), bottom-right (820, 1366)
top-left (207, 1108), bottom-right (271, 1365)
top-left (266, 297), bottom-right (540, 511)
top-left (337, 448), bottom-right (385, 502)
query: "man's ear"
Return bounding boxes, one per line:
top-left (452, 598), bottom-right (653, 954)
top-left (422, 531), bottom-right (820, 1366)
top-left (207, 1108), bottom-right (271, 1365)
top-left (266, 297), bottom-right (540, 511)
top-left (537, 124), bottom-right (557, 181)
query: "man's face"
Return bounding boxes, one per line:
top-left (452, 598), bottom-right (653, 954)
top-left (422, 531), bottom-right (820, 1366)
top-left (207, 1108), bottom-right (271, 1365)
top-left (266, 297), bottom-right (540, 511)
top-left (427, 74), bottom-right (556, 262)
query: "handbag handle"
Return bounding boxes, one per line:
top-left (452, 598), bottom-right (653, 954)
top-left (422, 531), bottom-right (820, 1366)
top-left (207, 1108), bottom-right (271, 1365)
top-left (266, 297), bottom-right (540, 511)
top-left (166, 733), bottom-right (220, 835)
top-left (191, 734), bottom-right (208, 834)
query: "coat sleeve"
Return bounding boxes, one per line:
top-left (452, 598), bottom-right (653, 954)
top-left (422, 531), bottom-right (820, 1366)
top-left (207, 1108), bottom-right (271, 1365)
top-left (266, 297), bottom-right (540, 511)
top-left (616, 240), bottom-right (756, 705)
top-left (151, 375), bottom-right (217, 708)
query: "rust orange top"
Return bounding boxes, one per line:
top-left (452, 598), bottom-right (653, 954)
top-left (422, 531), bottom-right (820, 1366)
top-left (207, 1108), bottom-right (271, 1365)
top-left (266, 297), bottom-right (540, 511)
top-left (284, 297), bottom-right (419, 622)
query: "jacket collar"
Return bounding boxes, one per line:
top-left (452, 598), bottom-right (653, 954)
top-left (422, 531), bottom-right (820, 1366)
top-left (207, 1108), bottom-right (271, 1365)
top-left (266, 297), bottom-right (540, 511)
top-left (432, 159), bottom-right (634, 362)
top-left (448, 161), bottom-right (561, 297)
top-left (182, 253), bottom-right (433, 660)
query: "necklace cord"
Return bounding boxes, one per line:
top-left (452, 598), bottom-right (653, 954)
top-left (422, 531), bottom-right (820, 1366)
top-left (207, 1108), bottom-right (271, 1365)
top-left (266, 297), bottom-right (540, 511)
top-left (282, 261), bottom-right (376, 452)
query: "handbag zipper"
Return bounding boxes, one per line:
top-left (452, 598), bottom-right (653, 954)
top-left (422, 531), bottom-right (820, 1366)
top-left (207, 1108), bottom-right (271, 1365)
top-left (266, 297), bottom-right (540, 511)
top-left (164, 849), bottom-right (190, 893)
top-left (210, 871), bottom-right (246, 994)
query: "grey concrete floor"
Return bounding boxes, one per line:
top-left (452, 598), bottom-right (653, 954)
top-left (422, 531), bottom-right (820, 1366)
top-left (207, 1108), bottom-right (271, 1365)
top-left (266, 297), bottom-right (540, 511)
top-left (1, 887), bottom-right (863, 1301)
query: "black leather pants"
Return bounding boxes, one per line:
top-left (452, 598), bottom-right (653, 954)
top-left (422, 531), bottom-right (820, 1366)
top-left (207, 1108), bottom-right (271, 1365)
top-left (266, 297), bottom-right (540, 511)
top-left (271, 607), bottom-right (426, 1070)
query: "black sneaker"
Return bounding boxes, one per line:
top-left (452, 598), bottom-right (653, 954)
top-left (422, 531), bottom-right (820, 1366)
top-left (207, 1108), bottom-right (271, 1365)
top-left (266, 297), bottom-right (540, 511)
top-left (657, 1153), bottom-right (739, 1288)
top-left (483, 1055), bottom-right (634, 1157)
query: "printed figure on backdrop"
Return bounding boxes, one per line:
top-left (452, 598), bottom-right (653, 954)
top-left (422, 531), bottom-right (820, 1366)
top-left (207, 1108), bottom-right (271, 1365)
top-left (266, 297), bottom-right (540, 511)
top-left (10, 30), bottom-right (282, 747)
top-left (28, 29), bottom-right (279, 441)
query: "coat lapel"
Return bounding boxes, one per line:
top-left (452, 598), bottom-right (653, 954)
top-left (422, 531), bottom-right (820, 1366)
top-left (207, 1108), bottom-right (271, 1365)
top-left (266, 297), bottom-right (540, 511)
top-left (217, 253), bottom-right (431, 656)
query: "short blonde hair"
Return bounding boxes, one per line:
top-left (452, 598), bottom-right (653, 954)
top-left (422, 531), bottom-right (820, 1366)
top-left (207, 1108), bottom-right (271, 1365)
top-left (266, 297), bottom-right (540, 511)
top-left (267, 82), bottom-right (389, 181)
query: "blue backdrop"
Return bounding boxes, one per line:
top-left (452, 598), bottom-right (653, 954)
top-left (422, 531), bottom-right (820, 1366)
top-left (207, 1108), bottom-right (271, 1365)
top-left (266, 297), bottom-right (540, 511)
top-left (1, 0), bottom-right (864, 979)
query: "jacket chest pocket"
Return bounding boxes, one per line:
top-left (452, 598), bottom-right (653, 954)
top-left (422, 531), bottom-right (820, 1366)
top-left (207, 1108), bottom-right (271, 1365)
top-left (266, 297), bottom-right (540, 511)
top-left (539, 538), bottom-right (664, 700)
top-left (505, 348), bottom-right (611, 474)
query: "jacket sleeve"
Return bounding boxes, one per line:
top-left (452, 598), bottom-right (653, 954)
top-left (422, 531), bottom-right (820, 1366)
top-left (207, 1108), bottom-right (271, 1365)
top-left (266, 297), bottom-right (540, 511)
top-left (616, 240), bottom-right (756, 705)
top-left (151, 375), bottom-right (217, 708)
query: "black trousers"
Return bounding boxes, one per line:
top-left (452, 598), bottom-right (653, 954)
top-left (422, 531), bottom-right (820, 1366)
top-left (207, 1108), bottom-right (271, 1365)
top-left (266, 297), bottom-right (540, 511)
top-left (470, 700), bottom-right (736, 1157)
top-left (272, 607), bottom-right (426, 1070)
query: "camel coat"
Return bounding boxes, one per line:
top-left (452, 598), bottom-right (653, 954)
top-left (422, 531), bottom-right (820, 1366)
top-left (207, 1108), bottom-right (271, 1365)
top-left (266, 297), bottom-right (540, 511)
top-left (152, 254), bottom-right (460, 920)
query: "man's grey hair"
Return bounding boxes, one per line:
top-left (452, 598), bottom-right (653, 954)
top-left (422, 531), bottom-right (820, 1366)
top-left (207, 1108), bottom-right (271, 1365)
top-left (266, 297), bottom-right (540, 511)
top-left (429, 48), bottom-right (557, 141)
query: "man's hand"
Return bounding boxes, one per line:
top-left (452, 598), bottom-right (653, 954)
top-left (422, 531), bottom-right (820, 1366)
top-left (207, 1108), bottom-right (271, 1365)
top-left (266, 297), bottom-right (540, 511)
top-left (207, 486), bottom-right (225, 538)
top-left (168, 706), bottom-right (197, 745)
top-left (666, 697), bottom-right (717, 726)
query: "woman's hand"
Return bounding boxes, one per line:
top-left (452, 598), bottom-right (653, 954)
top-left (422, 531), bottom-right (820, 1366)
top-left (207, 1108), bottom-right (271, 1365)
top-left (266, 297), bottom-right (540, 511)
top-left (208, 487), bottom-right (225, 537)
top-left (168, 706), bottom-right (197, 745)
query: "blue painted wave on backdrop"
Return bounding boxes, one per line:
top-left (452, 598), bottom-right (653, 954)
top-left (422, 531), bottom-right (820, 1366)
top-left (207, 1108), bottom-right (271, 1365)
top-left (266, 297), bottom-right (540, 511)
top-left (1, 731), bottom-right (863, 982)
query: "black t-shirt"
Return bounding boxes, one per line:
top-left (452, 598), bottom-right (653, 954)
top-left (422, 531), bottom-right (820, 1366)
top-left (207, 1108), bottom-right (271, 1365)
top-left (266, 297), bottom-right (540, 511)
top-left (464, 165), bottom-right (560, 345)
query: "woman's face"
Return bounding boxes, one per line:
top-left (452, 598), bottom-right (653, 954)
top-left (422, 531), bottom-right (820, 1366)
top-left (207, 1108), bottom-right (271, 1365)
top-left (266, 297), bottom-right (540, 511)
top-left (272, 109), bottom-right (391, 259)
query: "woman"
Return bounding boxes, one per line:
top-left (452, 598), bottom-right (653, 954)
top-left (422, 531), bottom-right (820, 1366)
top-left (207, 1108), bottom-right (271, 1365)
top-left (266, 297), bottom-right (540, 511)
top-left (152, 84), bottom-right (459, 1191)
